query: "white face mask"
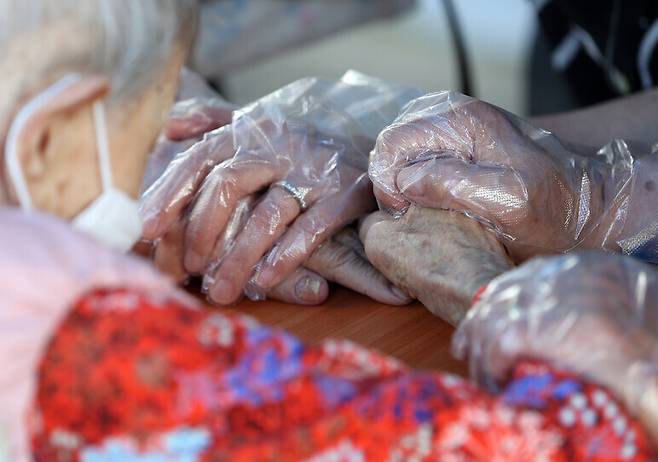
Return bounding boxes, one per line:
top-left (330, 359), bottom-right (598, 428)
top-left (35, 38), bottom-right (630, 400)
top-left (4, 75), bottom-right (143, 252)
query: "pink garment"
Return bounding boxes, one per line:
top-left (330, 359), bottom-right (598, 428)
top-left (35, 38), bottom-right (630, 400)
top-left (0, 210), bottom-right (186, 462)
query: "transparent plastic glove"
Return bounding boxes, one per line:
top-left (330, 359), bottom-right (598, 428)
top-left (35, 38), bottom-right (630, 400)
top-left (0, 209), bottom-right (186, 462)
top-left (141, 71), bottom-right (421, 304)
top-left (162, 97), bottom-right (233, 142)
top-left (454, 252), bottom-right (658, 445)
top-left (139, 73), bottom-right (411, 306)
top-left (140, 195), bottom-right (410, 306)
top-left (370, 91), bottom-right (658, 263)
top-left (360, 206), bottom-right (512, 325)
top-left (141, 68), bottom-right (235, 192)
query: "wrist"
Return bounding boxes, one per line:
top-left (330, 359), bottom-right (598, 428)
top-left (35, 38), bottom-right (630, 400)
top-left (579, 153), bottom-right (658, 261)
top-left (613, 155), bottom-right (658, 261)
top-left (576, 142), bottom-right (638, 251)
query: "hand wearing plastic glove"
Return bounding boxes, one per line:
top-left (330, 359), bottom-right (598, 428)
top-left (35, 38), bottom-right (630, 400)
top-left (139, 72), bottom-right (412, 306)
top-left (360, 205), bottom-right (512, 325)
top-left (454, 251), bottom-right (658, 445)
top-left (143, 191), bottom-right (411, 306)
top-left (141, 71), bottom-right (421, 305)
top-left (0, 209), bottom-right (186, 462)
top-left (370, 91), bottom-right (658, 263)
top-left (140, 68), bottom-right (235, 193)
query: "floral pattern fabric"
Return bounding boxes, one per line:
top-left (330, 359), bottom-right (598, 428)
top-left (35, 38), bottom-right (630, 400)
top-left (31, 289), bottom-right (656, 461)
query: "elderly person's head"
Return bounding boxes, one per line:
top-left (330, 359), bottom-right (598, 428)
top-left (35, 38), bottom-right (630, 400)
top-left (0, 0), bottom-right (197, 225)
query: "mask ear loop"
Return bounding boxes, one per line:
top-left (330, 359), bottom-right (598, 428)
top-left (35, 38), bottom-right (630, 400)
top-left (92, 101), bottom-right (113, 192)
top-left (4, 74), bottom-right (83, 210)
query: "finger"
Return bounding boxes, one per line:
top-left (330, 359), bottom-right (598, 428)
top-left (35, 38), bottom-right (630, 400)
top-left (152, 219), bottom-right (189, 284)
top-left (373, 186), bottom-right (411, 217)
top-left (252, 176), bottom-right (375, 290)
top-left (306, 238), bottom-right (412, 305)
top-left (166, 102), bottom-right (234, 141)
top-left (370, 116), bottom-right (451, 214)
top-left (358, 211), bottom-right (395, 244)
top-left (183, 160), bottom-right (280, 274)
top-left (331, 227), bottom-right (367, 260)
top-left (369, 95), bottom-right (503, 214)
top-left (266, 267), bottom-right (329, 305)
top-left (397, 157), bottom-right (525, 231)
top-left (207, 194), bottom-right (258, 267)
top-left (132, 239), bottom-right (154, 258)
top-left (140, 127), bottom-right (236, 240)
top-left (203, 187), bottom-right (300, 305)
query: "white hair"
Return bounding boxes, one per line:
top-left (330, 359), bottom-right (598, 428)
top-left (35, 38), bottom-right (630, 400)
top-left (0, 0), bottom-right (198, 129)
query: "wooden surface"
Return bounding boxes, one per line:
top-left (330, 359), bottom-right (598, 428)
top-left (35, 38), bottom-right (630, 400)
top-left (221, 286), bottom-right (467, 376)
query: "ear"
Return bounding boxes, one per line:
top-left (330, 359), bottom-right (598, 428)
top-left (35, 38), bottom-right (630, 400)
top-left (9, 76), bottom-right (110, 180)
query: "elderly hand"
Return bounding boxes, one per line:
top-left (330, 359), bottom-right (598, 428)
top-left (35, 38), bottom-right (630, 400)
top-left (454, 252), bottom-right (658, 444)
top-left (360, 205), bottom-right (512, 325)
top-left (144, 193), bottom-right (411, 306)
top-left (0, 209), bottom-right (183, 462)
top-left (140, 72), bottom-right (420, 305)
top-left (369, 91), bottom-right (654, 263)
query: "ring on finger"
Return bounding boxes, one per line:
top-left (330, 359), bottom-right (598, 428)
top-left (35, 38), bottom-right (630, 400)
top-left (274, 181), bottom-right (310, 212)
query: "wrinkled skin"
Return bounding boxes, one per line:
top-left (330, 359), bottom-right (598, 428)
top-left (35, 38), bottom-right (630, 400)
top-left (139, 74), bottom-right (410, 307)
top-left (143, 188), bottom-right (409, 306)
top-left (370, 92), bottom-right (637, 262)
top-left (360, 206), bottom-right (512, 325)
top-left (141, 121), bottom-right (375, 306)
top-left (141, 75), bottom-right (418, 305)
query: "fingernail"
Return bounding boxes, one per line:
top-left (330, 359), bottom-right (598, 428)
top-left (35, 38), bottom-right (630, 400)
top-left (390, 285), bottom-right (412, 304)
top-left (184, 251), bottom-right (206, 274)
top-left (255, 268), bottom-right (276, 289)
top-left (295, 276), bottom-right (324, 303)
top-left (208, 278), bottom-right (235, 305)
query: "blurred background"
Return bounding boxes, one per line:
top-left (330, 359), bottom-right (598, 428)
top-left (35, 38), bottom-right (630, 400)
top-left (192, 0), bottom-right (575, 117)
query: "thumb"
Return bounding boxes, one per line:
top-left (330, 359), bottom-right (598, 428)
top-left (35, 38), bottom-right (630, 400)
top-left (397, 157), bottom-right (525, 232)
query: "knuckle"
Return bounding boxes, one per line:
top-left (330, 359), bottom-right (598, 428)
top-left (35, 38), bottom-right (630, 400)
top-left (378, 123), bottom-right (410, 152)
top-left (248, 210), bottom-right (279, 236)
top-left (294, 215), bottom-right (325, 242)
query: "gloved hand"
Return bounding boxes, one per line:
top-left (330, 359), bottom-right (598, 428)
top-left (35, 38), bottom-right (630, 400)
top-left (141, 68), bottom-right (235, 193)
top-left (139, 72), bottom-right (412, 306)
top-left (0, 209), bottom-right (185, 462)
top-left (360, 206), bottom-right (512, 325)
top-left (370, 91), bottom-right (658, 263)
top-left (454, 252), bottom-right (658, 445)
top-left (140, 71), bottom-right (420, 304)
top-left (142, 197), bottom-right (412, 306)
